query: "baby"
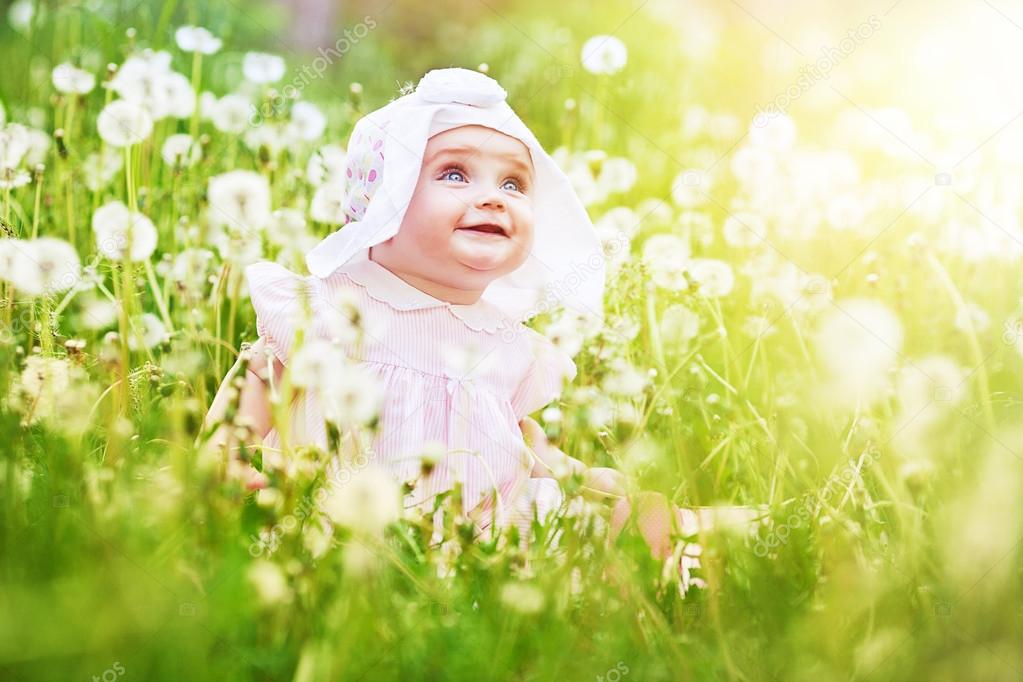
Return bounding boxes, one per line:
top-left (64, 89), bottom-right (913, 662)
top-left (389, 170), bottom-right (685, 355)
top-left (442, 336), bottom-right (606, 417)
top-left (205, 67), bottom-right (686, 555)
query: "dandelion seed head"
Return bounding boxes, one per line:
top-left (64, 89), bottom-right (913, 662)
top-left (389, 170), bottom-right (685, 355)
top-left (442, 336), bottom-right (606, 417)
top-left (580, 35), bottom-right (628, 75)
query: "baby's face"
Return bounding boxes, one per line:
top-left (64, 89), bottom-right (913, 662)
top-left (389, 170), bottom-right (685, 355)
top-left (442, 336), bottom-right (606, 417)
top-left (378, 125), bottom-right (535, 297)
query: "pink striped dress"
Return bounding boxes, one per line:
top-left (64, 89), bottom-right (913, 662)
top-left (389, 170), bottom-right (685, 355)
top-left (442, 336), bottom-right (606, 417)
top-left (244, 247), bottom-right (575, 541)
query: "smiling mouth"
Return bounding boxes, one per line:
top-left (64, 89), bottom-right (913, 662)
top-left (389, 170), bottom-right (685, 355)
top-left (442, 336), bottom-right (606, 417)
top-left (457, 223), bottom-right (509, 237)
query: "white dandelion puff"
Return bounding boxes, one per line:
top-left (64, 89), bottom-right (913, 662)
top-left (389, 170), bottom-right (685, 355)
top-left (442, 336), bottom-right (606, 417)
top-left (603, 359), bottom-right (649, 395)
top-left (82, 148), bottom-right (123, 192)
top-left (267, 208), bottom-right (309, 247)
top-left (207, 170), bottom-right (272, 234)
top-left (158, 71), bottom-right (196, 119)
top-left (174, 25), bottom-right (222, 54)
top-left (321, 364), bottom-right (384, 427)
top-left (310, 181), bottom-right (347, 224)
top-left (749, 112), bottom-right (796, 151)
top-left (661, 304), bottom-right (701, 342)
top-left (597, 157), bottom-right (637, 194)
top-left (0, 238), bottom-right (80, 297)
top-left (723, 211), bottom-right (766, 248)
top-left (92, 200), bottom-right (158, 261)
top-left (288, 339), bottom-right (348, 391)
top-left (685, 258), bottom-right (734, 298)
top-left (286, 101), bottom-right (327, 142)
top-left (306, 144), bottom-right (347, 187)
top-left (814, 299), bottom-right (903, 408)
top-left (169, 248), bottom-right (215, 296)
top-left (243, 52), bottom-right (286, 84)
top-left (243, 121), bottom-right (288, 156)
top-left (642, 233), bottom-right (691, 292)
top-left (670, 168), bottom-right (712, 208)
top-left (320, 466), bottom-right (400, 536)
top-left (246, 560), bottom-right (292, 606)
top-left (499, 581), bottom-right (545, 614)
top-left (127, 312), bottom-right (168, 350)
top-left (0, 123), bottom-right (30, 170)
top-left (51, 62), bottom-right (96, 95)
top-left (29, 237), bottom-right (81, 295)
top-left (109, 51), bottom-right (193, 121)
top-left (79, 295), bottom-right (120, 331)
top-left (210, 94), bottom-right (252, 134)
top-left (160, 133), bottom-right (202, 167)
top-left (580, 35), bottom-right (628, 75)
top-left (96, 99), bottom-right (153, 147)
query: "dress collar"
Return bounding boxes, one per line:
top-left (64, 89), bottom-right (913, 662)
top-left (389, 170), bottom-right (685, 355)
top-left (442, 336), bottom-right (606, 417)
top-left (338, 248), bottom-right (508, 334)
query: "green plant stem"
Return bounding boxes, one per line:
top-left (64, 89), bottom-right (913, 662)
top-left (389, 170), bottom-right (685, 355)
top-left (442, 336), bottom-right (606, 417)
top-left (926, 252), bottom-right (997, 432)
top-left (144, 259), bottom-right (174, 332)
top-left (30, 171), bottom-right (43, 239)
top-left (189, 51), bottom-right (203, 140)
top-left (38, 295), bottom-right (53, 355)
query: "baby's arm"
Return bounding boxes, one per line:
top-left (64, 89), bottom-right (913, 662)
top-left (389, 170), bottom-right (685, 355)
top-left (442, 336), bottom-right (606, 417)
top-left (520, 417), bottom-right (695, 562)
top-left (203, 339), bottom-right (282, 486)
top-left (519, 416), bottom-right (626, 499)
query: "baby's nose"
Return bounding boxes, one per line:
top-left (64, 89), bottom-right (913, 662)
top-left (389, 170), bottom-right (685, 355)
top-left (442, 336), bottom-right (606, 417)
top-left (475, 190), bottom-right (505, 210)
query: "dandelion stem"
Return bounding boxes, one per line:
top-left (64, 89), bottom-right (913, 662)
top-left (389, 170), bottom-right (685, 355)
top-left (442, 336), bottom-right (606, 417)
top-left (212, 264), bottom-right (227, 376)
top-left (708, 298), bottom-right (734, 385)
top-left (189, 51), bottom-right (203, 140)
top-left (926, 253), bottom-right (996, 432)
top-left (117, 143), bottom-right (139, 413)
top-left (64, 164), bottom-right (75, 246)
top-left (1, 283), bottom-right (10, 328)
top-left (592, 76), bottom-right (607, 148)
top-left (644, 282), bottom-right (667, 375)
top-left (742, 334), bottom-right (760, 391)
top-left (226, 269), bottom-right (240, 366)
top-left (38, 295), bottom-right (53, 356)
top-left (154, 0), bottom-right (180, 45)
top-left (112, 262), bottom-right (132, 414)
top-left (144, 259), bottom-right (174, 332)
top-left (31, 170), bottom-right (43, 239)
top-left (52, 285), bottom-right (79, 317)
top-left (64, 95), bottom-right (77, 148)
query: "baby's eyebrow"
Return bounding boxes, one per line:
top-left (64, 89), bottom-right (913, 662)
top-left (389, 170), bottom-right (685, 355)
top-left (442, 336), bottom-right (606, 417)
top-left (428, 145), bottom-right (534, 178)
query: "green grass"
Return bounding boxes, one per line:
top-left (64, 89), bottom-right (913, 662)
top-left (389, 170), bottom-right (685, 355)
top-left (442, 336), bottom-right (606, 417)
top-left (1, 1), bottom-right (1021, 680)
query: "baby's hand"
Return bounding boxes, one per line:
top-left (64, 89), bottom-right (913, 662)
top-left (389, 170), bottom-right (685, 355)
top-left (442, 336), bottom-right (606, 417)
top-left (609, 491), bottom-right (691, 560)
top-left (610, 493), bottom-right (765, 559)
top-left (581, 467), bottom-right (627, 500)
top-left (519, 416), bottom-right (585, 478)
top-left (225, 454), bottom-right (270, 491)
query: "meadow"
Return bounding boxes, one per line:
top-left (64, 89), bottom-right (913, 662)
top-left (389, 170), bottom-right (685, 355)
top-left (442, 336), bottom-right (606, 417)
top-left (1, 0), bottom-right (1021, 680)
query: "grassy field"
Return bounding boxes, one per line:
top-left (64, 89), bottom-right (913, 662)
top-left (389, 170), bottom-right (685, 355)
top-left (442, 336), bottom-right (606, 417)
top-left (1, 0), bottom-right (1021, 680)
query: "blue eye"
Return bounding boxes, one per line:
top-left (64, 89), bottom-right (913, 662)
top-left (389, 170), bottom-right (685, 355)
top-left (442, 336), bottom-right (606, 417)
top-left (502, 178), bottom-right (522, 192)
top-left (441, 167), bottom-right (467, 182)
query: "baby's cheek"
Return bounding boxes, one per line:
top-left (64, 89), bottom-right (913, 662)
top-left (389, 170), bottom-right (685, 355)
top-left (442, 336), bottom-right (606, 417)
top-left (514, 221), bottom-right (536, 256)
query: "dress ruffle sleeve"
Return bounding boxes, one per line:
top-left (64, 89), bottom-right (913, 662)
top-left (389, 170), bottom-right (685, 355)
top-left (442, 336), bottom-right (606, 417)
top-left (244, 261), bottom-right (313, 366)
top-left (510, 327), bottom-right (578, 422)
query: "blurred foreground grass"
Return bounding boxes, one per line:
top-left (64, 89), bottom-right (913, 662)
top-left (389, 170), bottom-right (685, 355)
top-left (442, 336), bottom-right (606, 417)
top-left (1, 0), bottom-right (1022, 680)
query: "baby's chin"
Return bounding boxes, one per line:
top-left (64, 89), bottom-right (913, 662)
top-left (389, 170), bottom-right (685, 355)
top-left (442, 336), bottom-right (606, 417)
top-left (449, 229), bottom-right (523, 273)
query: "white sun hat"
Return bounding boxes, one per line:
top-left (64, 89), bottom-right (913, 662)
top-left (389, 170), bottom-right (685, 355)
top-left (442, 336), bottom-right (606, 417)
top-left (304, 67), bottom-right (606, 325)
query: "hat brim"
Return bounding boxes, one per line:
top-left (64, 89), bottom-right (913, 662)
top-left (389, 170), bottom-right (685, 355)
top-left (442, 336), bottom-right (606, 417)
top-left (305, 95), bottom-right (606, 325)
